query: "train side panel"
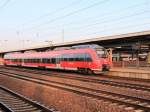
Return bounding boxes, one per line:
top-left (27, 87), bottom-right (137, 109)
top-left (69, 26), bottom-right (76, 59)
top-left (4, 47), bottom-right (111, 74)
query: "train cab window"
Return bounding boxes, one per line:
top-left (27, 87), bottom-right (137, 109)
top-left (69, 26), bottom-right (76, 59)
top-left (85, 53), bottom-right (92, 62)
top-left (96, 49), bottom-right (107, 58)
top-left (78, 54), bottom-right (85, 61)
top-left (74, 54), bottom-right (81, 61)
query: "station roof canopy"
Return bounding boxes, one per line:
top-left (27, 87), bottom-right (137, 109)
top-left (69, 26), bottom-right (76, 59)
top-left (0, 30), bottom-right (150, 54)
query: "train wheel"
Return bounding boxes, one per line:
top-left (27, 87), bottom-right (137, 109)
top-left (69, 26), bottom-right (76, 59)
top-left (87, 69), bottom-right (94, 75)
top-left (80, 68), bottom-right (86, 75)
top-left (77, 68), bottom-right (82, 74)
top-left (81, 69), bottom-right (86, 74)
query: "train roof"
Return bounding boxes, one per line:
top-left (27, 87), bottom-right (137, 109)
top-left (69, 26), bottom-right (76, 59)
top-left (4, 47), bottom-right (95, 59)
top-left (72, 44), bottom-right (104, 49)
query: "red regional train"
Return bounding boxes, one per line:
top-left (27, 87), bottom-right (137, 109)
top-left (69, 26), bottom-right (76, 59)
top-left (4, 44), bottom-right (111, 74)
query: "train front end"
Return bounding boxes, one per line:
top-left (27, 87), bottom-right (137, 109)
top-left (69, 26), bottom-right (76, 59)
top-left (92, 46), bottom-right (111, 74)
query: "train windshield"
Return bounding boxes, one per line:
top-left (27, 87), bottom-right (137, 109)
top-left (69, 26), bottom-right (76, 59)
top-left (96, 49), bottom-right (107, 58)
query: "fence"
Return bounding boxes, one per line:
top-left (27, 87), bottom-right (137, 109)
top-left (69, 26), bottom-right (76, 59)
top-left (113, 60), bottom-right (148, 68)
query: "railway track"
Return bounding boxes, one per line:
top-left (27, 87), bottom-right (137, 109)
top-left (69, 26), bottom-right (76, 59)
top-left (0, 70), bottom-right (150, 112)
top-left (2, 66), bottom-right (150, 92)
top-left (0, 102), bottom-right (12, 112)
top-left (3, 66), bottom-right (150, 84)
top-left (0, 86), bottom-right (58, 112)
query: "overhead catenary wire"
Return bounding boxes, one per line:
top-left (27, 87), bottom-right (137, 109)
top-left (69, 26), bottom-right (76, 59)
top-left (61, 2), bottom-right (148, 29)
top-left (20, 0), bottom-right (110, 31)
top-left (0, 1), bottom-right (149, 51)
top-left (30, 8), bottom-right (150, 38)
top-left (68, 10), bottom-right (150, 30)
top-left (35, 22), bottom-right (150, 44)
top-left (19, 0), bottom-right (84, 27)
top-left (20, 1), bottom-right (147, 34)
top-left (14, 0), bottom-right (150, 44)
top-left (74, 21), bottom-right (150, 39)
top-left (27, 17), bottom-right (150, 44)
top-left (42, 17), bottom-right (150, 40)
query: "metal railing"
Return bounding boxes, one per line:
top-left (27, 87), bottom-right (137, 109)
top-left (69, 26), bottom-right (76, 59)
top-left (113, 61), bottom-right (149, 68)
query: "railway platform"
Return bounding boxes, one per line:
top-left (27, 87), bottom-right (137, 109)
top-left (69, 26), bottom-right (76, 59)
top-left (108, 67), bottom-right (150, 79)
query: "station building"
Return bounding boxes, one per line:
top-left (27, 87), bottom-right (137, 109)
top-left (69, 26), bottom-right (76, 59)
top-left (0, 30), bottom-right (150, 68)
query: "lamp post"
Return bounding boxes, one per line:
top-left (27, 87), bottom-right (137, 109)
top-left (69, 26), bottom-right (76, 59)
top-left (62, 28), bottom-right (64, 43)
top-left (20, 40), bottom-right (31, 49)
top-left (45, 40), bottom-right (53, 51)
top-left (0, 40), bottom-right (8, 51)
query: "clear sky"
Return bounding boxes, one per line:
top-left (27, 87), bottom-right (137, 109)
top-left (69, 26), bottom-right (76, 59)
top-left (0, 0), bottom-right (150, 51)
